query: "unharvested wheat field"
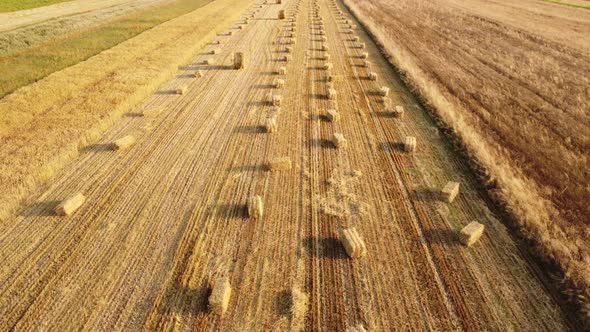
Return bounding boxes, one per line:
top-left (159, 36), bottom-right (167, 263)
top-left (0, 0), bottom-right (585, 330)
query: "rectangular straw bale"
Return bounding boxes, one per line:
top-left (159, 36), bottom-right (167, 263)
top-left (324, 53), bottom-right (331, 61)
top-left (459, 221), bottom-right (485, 246)
top-left (55, 193), bottom-right (86, 216)
top-left (209, 277), bottom-right (232, 316)
top-left (275, 78), bottom-right (285, 88)
top-left (286, 46), bottom-right (293, 53)
top-left (394, 105), bottom-right (405, 118)
top-left (322, 44), bottom-right (330, 51)
top-left (279, 10), bottom-right (286, 19)
top-left (363, 60), bottom-right (371, 68)
top-left (326, 109), bottom-right (340, 122)
top-left (265, 117), bottom-right (277, 133)
top-left (248, 195), bottom-right (264, 218)
top-left (332, 133), bottom-right (347, 149)
top-left (368, 72), bottom-right (377, 81)
top-left (205, 58), bottom-right (214, 65)
top-left (272, 95), bottom-right (282, 106)
top-left (175, 86), bottom-right (187, 95)
top-left (379, 86), bottom-right (390, 97)
top-left (360, 53), bottom-right (368, 60)
top-left (278, 66), bottom-right (287, 75)
top-left (442, 181), bottom-right (460, 203)
top-left (268, 157), bottom-right (292, 171)
top-left (112, 135), bottom-right (136, 150)
top-left (212, 48), bottom-right (221, 54)
top-left (327, 88), bottom-right (337, 100)
top-left (324, 63), bottom-right (333, 70)
top-left (404, 136), bottom-right (416, 153)
top-left (338, 227), bottom-right (367, 258)
top-left (234, 52), bottom-right (245, 69)
top-left (358, 42), bottom-right (366, 49)
top-left (352, 36), bottom-right (360, 42)
top-left (283, 55), bottom-right (292, 62)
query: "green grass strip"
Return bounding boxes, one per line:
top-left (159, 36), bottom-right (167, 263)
top-left (542, 0), bottom-right (590, 10)
top-left (0, 0), bottom-right (213, 98)
top-left (0, 0), bottom-right (73, 12)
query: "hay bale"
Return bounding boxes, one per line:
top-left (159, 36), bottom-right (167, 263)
top-left (320, 36), bottom-right (327, 42)
top-left (324, 53), bottom-right (331, 61)
top-left (175, 86), bottom-right (187, 95)
top-left (112, 135), bottom-right (136, 150)
top-left (212, 48), bottom-right (221, 54)
top-left (322, 44), bottom-right (330, 51)
top-left (268, 157), bottom-right (292, 171)
top-left (363, 60), bottom-right (371, 68)
top-left (459, 221), bottom-right (485, 247)
top-left (248, 195), bottom-right (264, 218)
top-left (278, 66), bottom-right (287, 75)
top-left (338, 227), bottom-right (366, 258)
top-left (205, 58), bottom-right (214, 65)
top-left (324, 63), bottom-right (333, 71)
top-left (352, 36), bottom-right (360, 42)
top-left (358, 42), bottom-right (366, 49)
top-left (286, 46), bottom-right (293, 53)
top-left (55, 193), bottom-right (86, 216)
top-left (279, 10), bottom-right (286, 20)
top-left (381, 96), bottom-right (391, 106)
top-left (368, 72), bottom-right (377, 81)
top-left (394, 105), bottom-right (405, 118)
top-left (234, 52), bottom-right (245, 70)
top-left (442, 181), bottom-right (460, 203)
top-left (332, 133), bottom-right (347, 149)
top-left (404, 136), bottom-right (417, 153)
top-left (326, 109), bottom-right (340, 122)
top-left (265, 117), bottom-right (277, 133)
top-left (327, 88), bottom-right (337, 100)
top-left (228, 30), bottom-right (234, 36)
top-left (361, 52), bottom-right (369, 59)
top-left (379, 86), bottom-right (390, 97)
top-left (142, 108), bottom-right (162, 117)
top-left (209, 277), bottom-right (232, 316)
top-left (275, 78), bottom-right (285, 89)
top-left (283, 54), bottom-right (292, 62)
top-left (272, 95), bottom-right (282, 106)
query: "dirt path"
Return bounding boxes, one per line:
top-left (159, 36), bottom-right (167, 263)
top-left (0, 0), bottom-right (579, 330)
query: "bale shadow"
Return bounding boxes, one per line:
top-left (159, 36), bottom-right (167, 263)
top-left (125, 112), bottom-right (144, 118)
top-left (253, 84), bottom-right (275, 90)
top-left (176, 74), bottom-right (196, 79)
top-left (246, 100), bottom-right (269, 107)
top-left (310, 114), bottom-right (329, 122)
top-left (275, 290), bottom-right (292, 316)
top-left (156, 90), bottom-right (179, 95)
top-left (233, 125), bottom-right (266, 134)
top-left (379, 142), bottom-right (404, 152)
top-left (80, 143), bottom-right (113, 154)
top-left (413, 186), bottom-right (441, 202)
top-left (311, 93), bottom-right (328, 101)
top-left (310, 138), bottom-right (334, 149)
top-left (372, 111), bottom-right (395, 118)
top-left (230, 164), bottom-right (268, 172)
top-left (158, 281), bottom-right (211, 316)
top-left (423, 228), bottom-right (459, 246)
top-left (303, 237), bottom-right (347, 259)
top-left (20, 200), bottom-right (62, 217)
top-left (211, 203), bottom-right (248, 219)
top-left (261, 71), bottom-right (278, 76)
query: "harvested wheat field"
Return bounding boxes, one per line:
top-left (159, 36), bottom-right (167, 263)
top-left (0, 0), bottom-right (586, 330)
top-left (343, 0), bottom-right (590, 324)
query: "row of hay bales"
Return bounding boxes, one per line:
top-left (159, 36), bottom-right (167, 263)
top-left (331, 0), bottom-right (485, 248)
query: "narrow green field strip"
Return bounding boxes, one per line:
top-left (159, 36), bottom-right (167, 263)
top-left (0, 0), bottom-right (73, 12)
top-left (542, 0), bottom-right (590, 10)
top-left (0, 0), bottom-right (213, 98)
